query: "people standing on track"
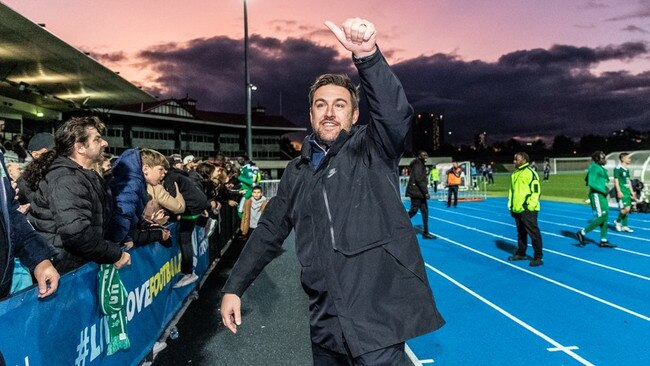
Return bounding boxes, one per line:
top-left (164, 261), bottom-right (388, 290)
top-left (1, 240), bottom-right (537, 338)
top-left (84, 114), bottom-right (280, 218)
top-left (507, 152), bottom-right (543, 267)
top-left (613, 152), bottom-right (635, 233)
top-left (429, 164), bottom-right (439, 193)
top-left (542, 159), bottom-right (551, 181)
top-left (446, 162), bottom-right (462, 208)
top-left (407, 151), bottom-right (436, 239)
top-left (487, 164), bottom-right (494, 184)
top-left (220, 17), bottom-right (444, 366)
top-left (576, 151), bottom-right (616, 248)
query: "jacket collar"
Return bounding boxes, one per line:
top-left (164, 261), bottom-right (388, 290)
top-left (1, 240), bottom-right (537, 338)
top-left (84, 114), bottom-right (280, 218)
top-left (300, 126), bottom-right (358, 161)
top-left (516, 162), bottom-right (530, 171)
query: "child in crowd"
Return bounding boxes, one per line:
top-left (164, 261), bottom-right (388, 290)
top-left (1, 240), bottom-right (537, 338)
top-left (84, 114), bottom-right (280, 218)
top-left (107, 148), bottom-right (169, 249)
top-left (240, 185), bottom-right (268, 237)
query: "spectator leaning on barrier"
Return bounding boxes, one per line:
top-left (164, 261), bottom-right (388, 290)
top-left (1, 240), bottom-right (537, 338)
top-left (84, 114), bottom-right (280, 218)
top-left (183, 154), bottom-right (203, 188)
top-left (221, 18), bottom-right (444, 365)
top-left (22, 116), bottom-right (131, 273)
top-left (0, 151), bottom-right (60, 300)
top-left (164, 160), bottom-right (209, 288)
top-left (106, 148), bottom-right (170, 248)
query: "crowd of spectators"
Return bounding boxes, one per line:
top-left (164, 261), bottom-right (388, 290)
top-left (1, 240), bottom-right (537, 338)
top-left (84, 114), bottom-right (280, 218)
top-left (0, 115), bottom-right (261, 301)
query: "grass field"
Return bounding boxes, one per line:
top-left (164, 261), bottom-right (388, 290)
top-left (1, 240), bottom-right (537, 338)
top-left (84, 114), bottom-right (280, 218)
top-left (486, 173), bottom-right (588, 203)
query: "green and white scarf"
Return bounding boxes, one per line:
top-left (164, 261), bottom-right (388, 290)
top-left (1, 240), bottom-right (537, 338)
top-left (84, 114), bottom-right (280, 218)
top-left (98, 264), bottom-right (131, 355)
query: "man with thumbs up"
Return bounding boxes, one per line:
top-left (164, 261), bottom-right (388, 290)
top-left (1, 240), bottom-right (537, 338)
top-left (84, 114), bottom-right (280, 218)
top-left (221, 17), bottom-right (444, 365)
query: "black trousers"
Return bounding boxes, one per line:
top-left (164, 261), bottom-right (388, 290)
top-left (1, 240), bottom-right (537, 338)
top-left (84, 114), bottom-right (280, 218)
top-left (408, 197), bottom-right (429, 232)
top-left (179, 218), bottom-right (197, 274)
top-left (513, 210), bottom-right (543, 259)
top-left (447, 185), bottom-right (459, 207)
top-left (312, 341), bottom-right (407, 366)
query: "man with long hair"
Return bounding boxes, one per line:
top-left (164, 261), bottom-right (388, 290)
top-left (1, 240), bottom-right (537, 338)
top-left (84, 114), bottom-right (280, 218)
top-left (23, 116), bottom-right (131, 273)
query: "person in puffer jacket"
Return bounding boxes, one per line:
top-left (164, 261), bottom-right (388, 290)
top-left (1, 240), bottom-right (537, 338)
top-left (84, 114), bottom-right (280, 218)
top-left (23, 116), bottom-right (130, 273)
top-left (106, 148), bottom-right (170, 248)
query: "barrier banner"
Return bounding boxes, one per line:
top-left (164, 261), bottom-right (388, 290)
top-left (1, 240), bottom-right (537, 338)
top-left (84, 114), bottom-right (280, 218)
top-left (0, 224), bottom-right (211, 366)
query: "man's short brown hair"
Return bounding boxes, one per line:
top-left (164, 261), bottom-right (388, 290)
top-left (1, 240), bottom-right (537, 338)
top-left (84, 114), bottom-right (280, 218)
top-left (308, 74), bottom-right (359, 110)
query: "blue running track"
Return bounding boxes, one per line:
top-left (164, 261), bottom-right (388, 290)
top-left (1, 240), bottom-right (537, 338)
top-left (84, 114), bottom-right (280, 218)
top-left (406, 198), bottom-right (650, 366)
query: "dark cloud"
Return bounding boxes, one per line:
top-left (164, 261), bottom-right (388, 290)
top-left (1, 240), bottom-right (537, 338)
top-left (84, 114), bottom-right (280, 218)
top-left (498, 42), bottom-right (647, 68)
top-left (138, 35), bottom-right (355, 127)
top-left (622, 24), bottom-right (649, 33)
top-left (136, 36), bottom-right (650, 143)
top-left (606, 0), bottom-right (650, 21)
top-left (396, 43), bottom-right (650, 142)
top-left (87, 50), bottom-right (127, 63)
top-left (579, 0), bottom-right (609, 10)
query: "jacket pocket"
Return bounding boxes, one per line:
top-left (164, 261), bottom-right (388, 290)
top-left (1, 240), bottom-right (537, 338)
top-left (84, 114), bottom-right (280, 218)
top-left (381, 237), bottom-right (428, 283)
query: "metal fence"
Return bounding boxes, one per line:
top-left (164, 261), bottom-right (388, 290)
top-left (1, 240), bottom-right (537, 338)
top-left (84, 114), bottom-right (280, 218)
top-left (259, 179), bottom-right (281, 198)
top-left (399, 176), bottom-right (488, 202)
top-left (262, 178), bottom-right (488, 201)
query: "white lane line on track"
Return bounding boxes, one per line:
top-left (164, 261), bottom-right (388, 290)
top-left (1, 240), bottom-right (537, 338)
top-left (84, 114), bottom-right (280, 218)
top-left (479, 201), bottom-right (650, 230)
top-left (423, 229), bottom-right (650, 322)
top-left (426, 210), bottom-right (650, 278)
top-left (455, 205), bottom-right (650, 253)
top-left (424, 257), bottom-right (595, 366)
top-left (405, 344), bottom-right (428, 366)
top-left (527, 203), bottom-right (650, 223)
top-left (548, 346), bottom-right (579, 352)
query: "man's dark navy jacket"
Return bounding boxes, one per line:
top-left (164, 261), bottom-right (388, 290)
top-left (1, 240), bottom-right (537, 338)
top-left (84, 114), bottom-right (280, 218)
top-left (0, 153), bottom-right (54, 299)
top-left (223, 50), bottom-right (444, 357)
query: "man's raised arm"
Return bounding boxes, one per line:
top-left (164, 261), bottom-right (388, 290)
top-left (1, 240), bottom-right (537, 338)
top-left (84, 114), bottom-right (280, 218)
top-left (326, 18), bottom-right (414, 159)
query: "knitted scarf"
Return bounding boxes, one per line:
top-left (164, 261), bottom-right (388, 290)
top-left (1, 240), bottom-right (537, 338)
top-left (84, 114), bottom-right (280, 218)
top-left (98, 264), bottom-right (131, 355)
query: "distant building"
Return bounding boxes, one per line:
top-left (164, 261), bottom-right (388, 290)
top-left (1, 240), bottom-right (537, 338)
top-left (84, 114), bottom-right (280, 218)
top-left (413, 113), bottom-right (444, 153)
top-left (66, 97), bottom-right (307, 160)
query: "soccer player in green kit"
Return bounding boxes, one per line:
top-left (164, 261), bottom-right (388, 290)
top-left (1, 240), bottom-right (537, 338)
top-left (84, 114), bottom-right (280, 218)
top-left (576, 151), bottom-right (616, 248)
top-left (614, 152), bottom-right (634, 232)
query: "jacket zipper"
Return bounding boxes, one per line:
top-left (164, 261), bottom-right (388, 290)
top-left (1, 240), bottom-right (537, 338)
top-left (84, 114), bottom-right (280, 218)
top-left (322, 188), bottom-right (337, 250)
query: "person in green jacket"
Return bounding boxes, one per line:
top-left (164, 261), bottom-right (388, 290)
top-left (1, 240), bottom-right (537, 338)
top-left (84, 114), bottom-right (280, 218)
top-left (428, 165), bottom-right (439, 193)
top-left (576, 151), bottom-right (616, 248)
top-left (507, 152), bottom-right (543, 267)
top-left (613, 152), bottom-right (634, 232)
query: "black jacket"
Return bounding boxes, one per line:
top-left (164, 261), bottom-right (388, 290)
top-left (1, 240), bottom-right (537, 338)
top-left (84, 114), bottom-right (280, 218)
top-left (27, 156), bottom-right (122, 273)
top-left (406, 158), bottom-right (428, 199)
top-left (223, 50), bottom-right (444, 357)
top-left (1, 155), bottom-right (54, 299)
top-left (163, 168), bottom-right (208, 216)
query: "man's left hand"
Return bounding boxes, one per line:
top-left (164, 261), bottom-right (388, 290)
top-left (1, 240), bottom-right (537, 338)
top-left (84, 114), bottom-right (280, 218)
top-left (33, 259), bottom-right (60, 298)
top-left (325, 18), bottom-right (377, 58)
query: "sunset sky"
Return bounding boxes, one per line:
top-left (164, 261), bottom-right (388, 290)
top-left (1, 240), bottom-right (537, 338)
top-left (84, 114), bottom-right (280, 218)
top-left (4, 0), bottom-right (650, 143)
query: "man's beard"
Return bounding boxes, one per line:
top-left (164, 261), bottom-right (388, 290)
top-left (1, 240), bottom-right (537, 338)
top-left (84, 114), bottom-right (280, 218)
top-left (90, 149), bottom-right (105, 164)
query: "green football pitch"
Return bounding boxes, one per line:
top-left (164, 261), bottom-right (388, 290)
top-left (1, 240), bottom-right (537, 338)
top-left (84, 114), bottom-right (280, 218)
top-left (486, 173), bottom-right (589, 203)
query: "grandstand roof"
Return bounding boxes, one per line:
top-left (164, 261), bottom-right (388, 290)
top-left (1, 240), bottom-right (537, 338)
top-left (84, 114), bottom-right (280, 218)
top-left (0, 4), bottom-right (155, 120)
top-left (115, 98), bottom-right (306, 131)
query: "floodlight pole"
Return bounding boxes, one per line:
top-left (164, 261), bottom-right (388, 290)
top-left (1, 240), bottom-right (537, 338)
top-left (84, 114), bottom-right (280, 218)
top-left (244, 0), bottom-right (253, 159)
